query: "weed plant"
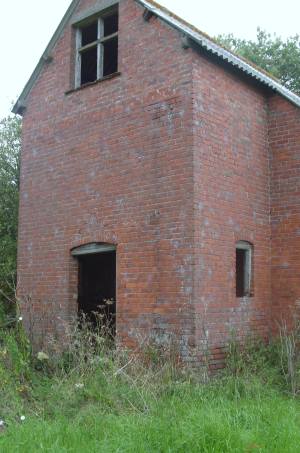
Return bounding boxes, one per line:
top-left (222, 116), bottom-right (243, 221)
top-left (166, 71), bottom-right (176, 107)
top-left (0, 314), bottom-right (300, 452)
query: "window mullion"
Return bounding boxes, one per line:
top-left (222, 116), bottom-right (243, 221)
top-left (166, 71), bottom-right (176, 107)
top-left (97, 18), bottom-right (104, 80)
top-left (100, 31), bottom-right (118, 43)
top-left (78, 40), bottom-right (100, 53)
top-left (75, 28), bottom-right (82, 88)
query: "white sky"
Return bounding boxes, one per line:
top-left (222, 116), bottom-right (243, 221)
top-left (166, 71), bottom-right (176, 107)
top-left (1, 0), bottom-right (299, 119)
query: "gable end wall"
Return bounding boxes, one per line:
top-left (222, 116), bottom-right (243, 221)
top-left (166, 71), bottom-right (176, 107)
top-left (18, 0), bottom-right (196, 357)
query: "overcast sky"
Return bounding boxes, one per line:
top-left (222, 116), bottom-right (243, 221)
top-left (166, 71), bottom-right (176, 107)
top-left (1, 0), bottom-right (299, 118)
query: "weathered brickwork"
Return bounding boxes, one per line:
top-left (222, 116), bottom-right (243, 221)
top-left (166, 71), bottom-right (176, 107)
top-left (269, 96), bottom-right (300, 330)
top-left (19, 0), bottom-right (195, 355)
top-left (191, 58), bottom-right (271, 367)
top-left (17, 0), bottom-right (300, 363)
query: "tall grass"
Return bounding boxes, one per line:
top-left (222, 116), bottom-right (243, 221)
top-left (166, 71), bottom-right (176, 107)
top-left (279, 319), bottom-right (300, 396)
top-left (0, 315), bottom-right (300, 452)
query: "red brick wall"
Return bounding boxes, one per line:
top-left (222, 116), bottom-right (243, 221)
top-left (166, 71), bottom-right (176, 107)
top-left (269, 95), bottom-right (300, 330)
top-left (18, 0), bottom-right (196, 356)
top-left (18, 0), bottom-right (300, 363)
top-left (191, 57), bottom-right (271, 367)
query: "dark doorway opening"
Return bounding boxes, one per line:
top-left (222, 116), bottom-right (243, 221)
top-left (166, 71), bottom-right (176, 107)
top-left (78, 250), bottom-right (116, 335)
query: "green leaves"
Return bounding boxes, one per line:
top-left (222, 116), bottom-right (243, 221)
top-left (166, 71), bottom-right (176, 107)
top-left (0, 115), bottom-right (21, 314)
top-left (217, 28), bottom-right (300, 94)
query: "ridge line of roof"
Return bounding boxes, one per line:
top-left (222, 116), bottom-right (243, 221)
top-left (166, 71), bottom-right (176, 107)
top-left (137, 0), bottom-right (300, 109)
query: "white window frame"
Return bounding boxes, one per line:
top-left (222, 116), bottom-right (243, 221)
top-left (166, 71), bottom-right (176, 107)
top-left (236, 241), bottom-right (253, 297)
top-left (75, 9), bottom-right (118, 88)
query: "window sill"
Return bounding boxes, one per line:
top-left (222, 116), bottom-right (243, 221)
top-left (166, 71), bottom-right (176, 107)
top-left (65, 71), bottom-right (121, 95)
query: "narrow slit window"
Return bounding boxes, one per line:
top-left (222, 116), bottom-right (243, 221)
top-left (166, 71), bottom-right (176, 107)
top-left (75, 8), bottom-right (119, 88)
top-left (236, 241), bottom-right (253, 297)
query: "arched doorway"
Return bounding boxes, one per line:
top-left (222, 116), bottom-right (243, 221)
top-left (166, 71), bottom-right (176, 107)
top-left (71, 243), bottom-right (116, 334)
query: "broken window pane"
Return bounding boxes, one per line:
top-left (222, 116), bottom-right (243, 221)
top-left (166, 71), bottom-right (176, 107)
top-left (104, 12), bottom-right (119, 37)
top-left (81, 21), bottom-right (98, 46)
top-left (81, 47), bottom-right (98, 84)
top-left (103, 37), bottom-right (118, 76)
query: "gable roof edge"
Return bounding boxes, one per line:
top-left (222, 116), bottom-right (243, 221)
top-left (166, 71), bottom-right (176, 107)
top-left (12, 0), bottom-right (81, 115)
top-left (12, 0), bottom-right (300, 115)
top-left (137, 0), bottom-right (300, 109)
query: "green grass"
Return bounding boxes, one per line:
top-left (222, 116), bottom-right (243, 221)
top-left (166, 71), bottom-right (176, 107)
top-left (1, 380), bottom-right (300, 453)
top-left (1, 325), bottom-right (300, 453)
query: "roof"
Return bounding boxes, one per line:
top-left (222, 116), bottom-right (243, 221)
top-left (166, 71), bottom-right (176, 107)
top-left (13, 0), bottom-right (81, 115)
top-left (13, 0), bottom-right (300, 115)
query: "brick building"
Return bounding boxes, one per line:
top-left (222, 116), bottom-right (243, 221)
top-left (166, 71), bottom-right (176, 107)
top-left (14, 0), bottom-right (300, 365)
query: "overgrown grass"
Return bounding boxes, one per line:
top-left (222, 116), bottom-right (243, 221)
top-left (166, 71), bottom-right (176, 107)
top-left (1, 319), bottom-right (300, 452)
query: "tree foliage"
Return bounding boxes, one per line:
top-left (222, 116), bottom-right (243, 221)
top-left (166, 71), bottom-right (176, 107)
top-left (0, 115), bottom-right (21, 317)
top-left (217, 29), bottom-right (300, 94)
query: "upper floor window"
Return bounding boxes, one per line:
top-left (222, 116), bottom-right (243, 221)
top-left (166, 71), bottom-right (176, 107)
top-left (236, 241), bottom-right (253, 297)
top-left (75, 8), bottom-right (119, 88)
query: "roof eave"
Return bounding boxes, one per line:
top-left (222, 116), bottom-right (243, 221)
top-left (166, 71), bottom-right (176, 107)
top-left (12, 0), bottom-right (300, 115)
top-left (12, 0), bottom-right (81, 116)
top-left (137, 0), bottom-right (300, 109)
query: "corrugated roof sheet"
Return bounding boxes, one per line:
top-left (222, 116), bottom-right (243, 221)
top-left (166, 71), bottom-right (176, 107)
top-left (137, 0), bottom-right (300, 108)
